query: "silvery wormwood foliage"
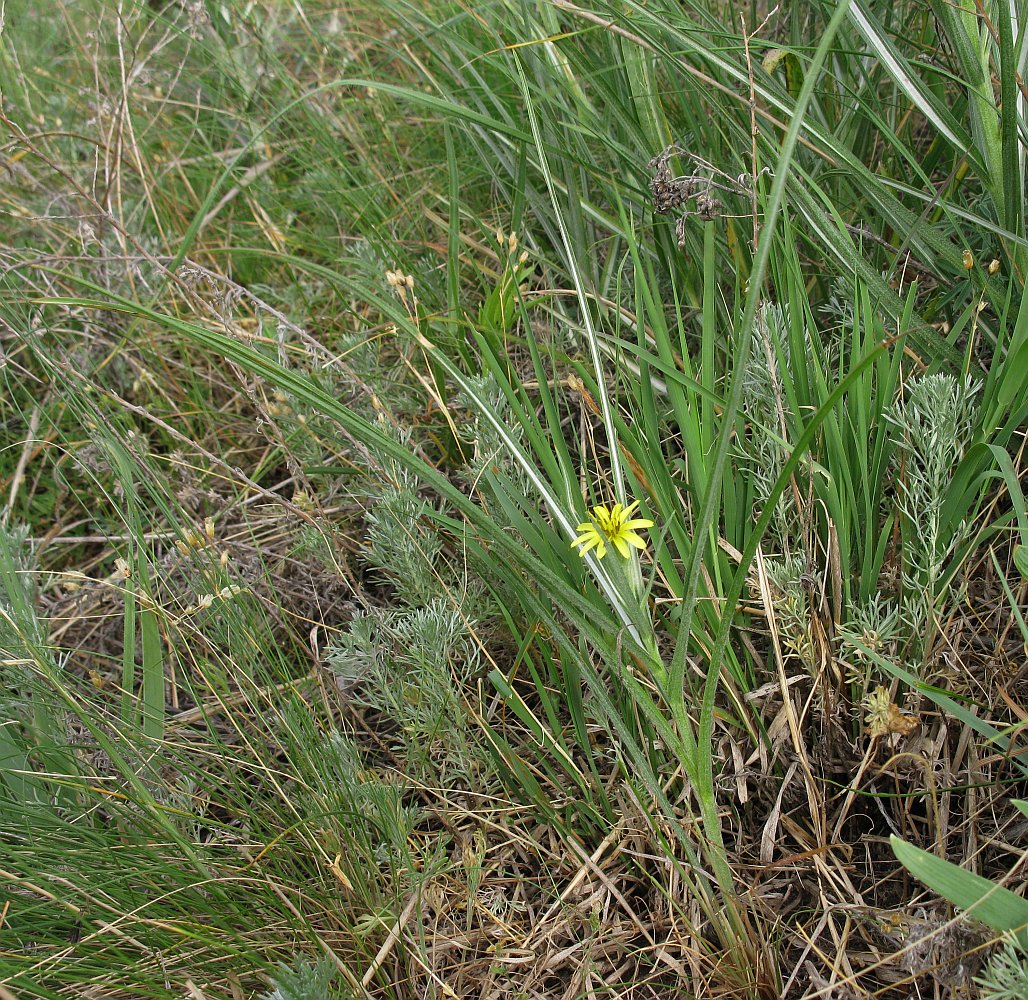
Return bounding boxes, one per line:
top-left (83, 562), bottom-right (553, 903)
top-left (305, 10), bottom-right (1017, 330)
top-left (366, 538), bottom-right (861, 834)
top-left (317, 728), bottom-right (417, 869)
top-left (757, 553), bottom-right (816, 668)
top-left (327, 600), bottom-right (490, 788)
top-left (976, 938), bottom-right (1028, 1000)
top-left (261, 956), bottom-right (348, 1000)
top-left (837, 593), bottom-right (902, 690)
top-left (457, 373), bottom-right (533, 504)
top-left (885, 373), bottom-right (980, 640)
top-left (363, 465), bottom-right (446, 607)
top-left (741, 302), bottom-right (816, 549)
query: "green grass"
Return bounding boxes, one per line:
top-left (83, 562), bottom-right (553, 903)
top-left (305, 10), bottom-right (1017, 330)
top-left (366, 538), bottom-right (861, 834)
top-left (1, 0), bottom-right (1027, 996)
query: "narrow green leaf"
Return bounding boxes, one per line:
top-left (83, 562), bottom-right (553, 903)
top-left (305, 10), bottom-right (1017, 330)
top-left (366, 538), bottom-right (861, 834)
top-left (121, 577), bottom-right (138, 729)
top-left (891, 836), bottom-right (1028, 948)
top-left (849, 0), bottom-right (973, 155)
top-left (140, 607), bottom-right (164, 743)
top-left (995, 0), bottom-right (1023, 242)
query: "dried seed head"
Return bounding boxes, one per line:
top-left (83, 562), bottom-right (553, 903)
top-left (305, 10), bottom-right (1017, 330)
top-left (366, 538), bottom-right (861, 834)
top-left (675, 215), bottom-right (688, 249)
top-left (650, 155), bottom-right (694, 214)
top-left (962, 249), bottom-right (974, 270)
top-left (695, 192), bottom-right (722, 221)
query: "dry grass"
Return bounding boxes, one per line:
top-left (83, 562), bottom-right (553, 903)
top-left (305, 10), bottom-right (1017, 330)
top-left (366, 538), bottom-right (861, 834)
top-left (1, 2), bottom-right (1026, 998)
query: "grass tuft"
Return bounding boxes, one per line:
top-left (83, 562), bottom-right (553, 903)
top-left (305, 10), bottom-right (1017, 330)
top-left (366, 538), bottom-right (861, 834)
top-left (1, 1), bottom-right (1026, 996)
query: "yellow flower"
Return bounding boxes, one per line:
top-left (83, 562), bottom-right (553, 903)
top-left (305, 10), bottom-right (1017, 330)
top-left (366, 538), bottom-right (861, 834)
top-left (572, 501), bottom-right (654, 559)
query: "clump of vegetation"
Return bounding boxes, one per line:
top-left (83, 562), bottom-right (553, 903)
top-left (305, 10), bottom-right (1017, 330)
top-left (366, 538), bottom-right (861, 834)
top-left (1, 0), bottom-right (1026, 997)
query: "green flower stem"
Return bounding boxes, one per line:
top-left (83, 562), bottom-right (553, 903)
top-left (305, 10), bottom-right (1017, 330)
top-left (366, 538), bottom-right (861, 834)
top-left (596, 550), bottom-right (662, 674)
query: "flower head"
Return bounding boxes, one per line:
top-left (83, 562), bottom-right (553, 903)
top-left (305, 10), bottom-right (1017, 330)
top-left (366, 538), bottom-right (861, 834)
top-left (864, 686), bottom-right (918, 738)
top-left (572, 501), bottom-right (654, 560)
